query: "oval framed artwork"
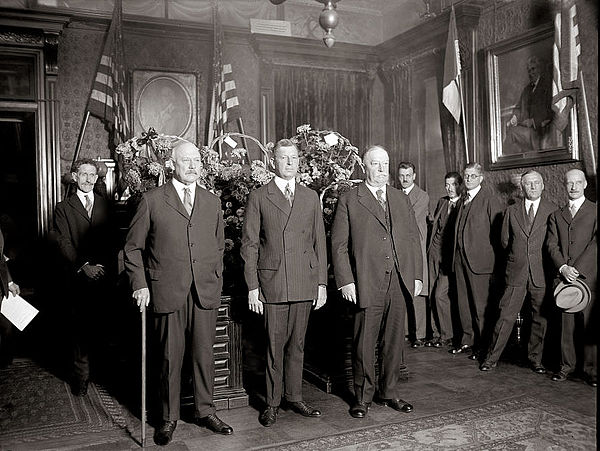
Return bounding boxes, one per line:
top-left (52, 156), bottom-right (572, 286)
top-left (132, 70), bottom-right (198, 142)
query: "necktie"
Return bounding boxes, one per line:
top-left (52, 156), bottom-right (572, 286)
top-left (569, 203), bottom-right (577, 218)
top-left (447, 200), bottom-right (456, 215)
top-left (527, 203), bottom-right (535, 227)
top-left (183, 187), bottom-right (193, 215)
top-left (376, 189), bottom-right (386, 211)
top-left (463, 192), bottom-right (471, 205)
top-left (284, 183), bottom-right (294, 207)
top-left (84, 195), bottom-right (92, 218)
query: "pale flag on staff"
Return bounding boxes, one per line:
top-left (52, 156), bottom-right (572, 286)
top-left (442, 6), bottom-right (462, 123)
top-left (87, 0), bottom-right (130, 145)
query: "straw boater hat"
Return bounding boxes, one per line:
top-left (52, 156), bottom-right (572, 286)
top-left (554, 279), bottom-right (591, 313)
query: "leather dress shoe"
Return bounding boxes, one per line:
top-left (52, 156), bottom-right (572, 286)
top-left (449, 344), bottom-right (471, 354)
top-left (551, 371), bottom-right (568, 382)
top-left (350, 401), bottom-right (370, 418)
top-left (467, 352), bottom-right (479, 361)
top-left (411, 339), bottom-right (424, 348)
top-left (531, 364), bottom-right (546, 374)
top-left (154, 420), bottom-right (177, 446)
top-left (196, 414), bottom-right (233, 435)
top-left (479, 362), bottom-right (497, 371)
top-left (259, 406), bottom-right (279, 427)
top-left (284, 400), bottom-right (321, 417)
top-left (70, 378), bottom-right (89, 397)
top-left (381, 398), bottom-right (413, 413)
top-left (586, 376), bottom-right (597, 387)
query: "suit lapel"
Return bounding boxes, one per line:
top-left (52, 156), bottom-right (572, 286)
top-left (287, 185), bottom-right (308, 229)
top-left (358, 183), bottom-right (387, 229)
top-left (515, 200), bottom-right (530, 235)
top-left (190, 185), bottom-right (209, 221)
top-left (266, 179), bottom-right (292, 216)
top-left (530, 199), bottom-right (550, 232)
top-left (164, 182), bottom-right (190, 219)
top-left (560, 204), bottom-right (573, 225)
top-left (68, 194), bottom-right (91, 223)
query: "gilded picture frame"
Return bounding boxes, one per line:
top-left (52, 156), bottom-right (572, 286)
top-left (484, 24), bottom-right (578, 170)
top-left (131, 70), bottom-right (198, 142)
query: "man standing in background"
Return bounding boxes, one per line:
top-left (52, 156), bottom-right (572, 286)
top-left (397, 162), bottom-right (430, 348)
top-left (0, 226), bottom-right (20, 368)
top-left (480, 170), bottom-right (554, 372)
top-left (428, 172), bottom-right (463, 348)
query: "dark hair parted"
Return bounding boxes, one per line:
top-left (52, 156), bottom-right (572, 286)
top-left (71, 158), bottom-right (100, 174)
top-left (445, 171), bottom-right (463, 184)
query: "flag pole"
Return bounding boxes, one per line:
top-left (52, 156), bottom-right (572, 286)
top-left (72, 110), bottom-right (91, 168)
top-left (458, 74), bottom-right (469, 164)
top-left (237, 118), bottom-right (250, 164)
top-left (579, 71), bottom-right (596, 174)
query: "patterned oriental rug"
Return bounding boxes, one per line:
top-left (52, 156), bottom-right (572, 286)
top-left (259, 396), bottom-right (596, 450)
top-left (0, 359), bottom-right (128, 445)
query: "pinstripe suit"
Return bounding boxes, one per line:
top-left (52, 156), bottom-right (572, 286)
top-left (241, 179), bottom-right (327, 406)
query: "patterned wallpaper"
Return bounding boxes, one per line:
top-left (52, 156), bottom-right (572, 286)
top-left (475, 0), bottom-right (597, 205)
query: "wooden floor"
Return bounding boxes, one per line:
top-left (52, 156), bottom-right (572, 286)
top-left (1, 340), bottom-right (596, 450)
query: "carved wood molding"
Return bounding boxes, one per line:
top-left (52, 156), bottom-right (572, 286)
top-left (251, 33), bottom-right (378, 73)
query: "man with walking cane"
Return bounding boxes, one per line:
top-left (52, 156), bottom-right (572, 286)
top-left (124, 141), bottom-right (233, 446)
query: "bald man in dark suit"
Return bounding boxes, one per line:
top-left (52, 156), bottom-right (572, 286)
top-left (332, 145), bottom-right (422, 419)
top-left (241, 139), bottom-right (327, 428)
top-left (480, 171), bottom-right (555, 372)
top-left (125, 141), bottom-right (233, 446)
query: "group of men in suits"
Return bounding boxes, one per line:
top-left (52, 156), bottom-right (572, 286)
top-left (47, 142), bottom-right (595, 446)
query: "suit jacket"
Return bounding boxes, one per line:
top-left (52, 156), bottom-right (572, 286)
top-left (515, 74), bottom-right (553, 133)
top-left (240, 180), bottom-right (327, 303)
top-left (427, 196), bottom-right (459, 283)
top-left (0, 228), bottom-right (12, 300)
top-left (501, 198), bottom-right (555, 288)
top-left (546, 199), bottom-right (597, 289)
top-left (124, 182), bottom-right (224, 313)
top-left (52, 193), bottom-right (114, 276)
top-left (331, 182), bottom-right (423, 309)
top-left (453, 187), bottom-right (503, 274)
top-left (406, 185), bottom-right (430, 294)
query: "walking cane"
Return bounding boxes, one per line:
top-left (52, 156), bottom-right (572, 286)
top-left (141, 307), bottom-right (146, 447)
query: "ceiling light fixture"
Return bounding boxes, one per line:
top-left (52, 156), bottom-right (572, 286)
top-left (319, 1), bottom-right (339, 48)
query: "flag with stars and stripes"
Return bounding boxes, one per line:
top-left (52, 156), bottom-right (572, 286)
top-left (87, 0), bottom-right (130, 145)
top-left (551, 0), bottom-right (580, 129)
top-left (207, 3), bottom-right (240, 144)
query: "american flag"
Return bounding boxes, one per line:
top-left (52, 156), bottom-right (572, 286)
top-left (87, 0), bottom-right (130, 145)
top-left (207, 3), bottom-right (240, 144)
top-left (551, 0), bottom-right (579, 127)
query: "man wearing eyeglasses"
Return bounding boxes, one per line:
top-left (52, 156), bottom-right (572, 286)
top-left (52, 159), bottom-right (115, 397)
top-left (480, 170), bottom-right (555, 373)
top-left (450, 163), bottom-right (502, 361)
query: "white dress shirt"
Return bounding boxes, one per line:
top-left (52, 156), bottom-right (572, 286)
top-left (464, 184), bottom-right (482, 203)
top-left (402, 184), bottom-right (415, 196)
top-left (274, 175), bottom-right (295, 196)
top-left (172, 177), bottom-right (196, 206)
top-left (568, 196), bottom-right (586, 217)
top-left (365, 182), bottom-right (387, 202)
top-left (524, 197), bottom-right (541, 216)
top-left (76, 189), bottom-right (94, 211)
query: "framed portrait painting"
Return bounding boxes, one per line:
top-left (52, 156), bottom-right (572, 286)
top-left (484, 24), bottom-right (578, 170)
top-left (131, 70), bottom-right (198, 142)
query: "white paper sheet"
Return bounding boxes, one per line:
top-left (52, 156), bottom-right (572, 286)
top-left (1, 294), bottom-right (39, 331)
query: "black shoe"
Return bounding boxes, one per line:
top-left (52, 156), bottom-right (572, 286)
top-left (411, 339), bottom-right (424, 348)
top-left (259, 406), bottom-right (278, 427)
top-left (154, 420), bottom-right (177, 446)
top-left (431, 339), bottom-right (443, 348)
top-left (479, 362), bottom-right (497, 371)
top-left (584, 374), bottom-right (597, 387)
top-left (349, 401), bottom-right (370, 418)
top-left (531, 364), bottom-right (546, 374)
top-left (449, 344), bottom-right (471, 354)
top-left (196, 414), bottom-right (233, 435)
top-left (283, 400), bottom-right (321, 417)
top-left (551, 371), bottom-right (568, 382)
top-left (467, 352), bottom-right (479, 361)
top-left (70, 378), bottom-right (89, 397)
top-left (380, 398), bottom-right (413, 413)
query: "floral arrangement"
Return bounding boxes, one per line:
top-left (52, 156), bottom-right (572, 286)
top-left (291, 124), bottom-right (363, 228)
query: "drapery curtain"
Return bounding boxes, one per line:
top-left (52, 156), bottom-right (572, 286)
top-left (274, 65), bottom-right (372, 152)
top-left (381, 64), bottom-right (411, 184)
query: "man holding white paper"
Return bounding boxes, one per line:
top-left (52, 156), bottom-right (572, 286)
top-left (0, 226), bottom-right (20, 367)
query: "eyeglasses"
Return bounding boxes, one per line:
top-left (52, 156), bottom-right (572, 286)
top-left (464, 174), bottom-right (481, 180)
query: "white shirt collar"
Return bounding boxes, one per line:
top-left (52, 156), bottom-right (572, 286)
top-left (569, 196), bottom-right (585, 210)
top-left (449, 196), bottom-right (460, 203)
top-left (76, 189), bottom-right (94, 207)
top-left (466, 184), bottom-right (482, 199)
top-left (525, 197), bottom-right (541, 214)
top-left (402, 184), bottom-right (415, 195)
top-left (274, 176), bottom-right (295, 195)
top-left (365, 182), bottom-right (387, 200)
top-left (172, 177), bottom-right (196, 204)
